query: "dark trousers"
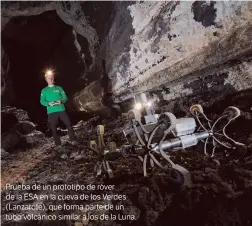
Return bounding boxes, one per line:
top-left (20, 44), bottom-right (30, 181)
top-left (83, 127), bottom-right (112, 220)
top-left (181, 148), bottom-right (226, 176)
top-left (48, 111), bottom-right (75, 145)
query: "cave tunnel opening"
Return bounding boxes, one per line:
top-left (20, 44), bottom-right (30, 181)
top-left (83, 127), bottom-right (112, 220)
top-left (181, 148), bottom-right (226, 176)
top-left (2, 10), bottom-right (87, 128)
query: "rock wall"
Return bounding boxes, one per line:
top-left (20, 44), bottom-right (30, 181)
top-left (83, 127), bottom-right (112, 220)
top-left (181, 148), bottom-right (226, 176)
top-left (1, 1), bottom-right (252, 114)
top-left (149, 58), bottom-right (252, 114)
top-left (1, 106), bottom-right (45, 151)
top-left (75, 1), bottom-right (252, 112)
top-left (105, 1), bottom-right (252, 101)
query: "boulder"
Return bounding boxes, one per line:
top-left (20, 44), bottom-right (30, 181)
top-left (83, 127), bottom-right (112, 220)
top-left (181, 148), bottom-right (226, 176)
top-left (1, 106), bottom-right (45, 149)
top-left (24, 131), bottom-right (45, 144)
top-left (1, 106), bottom-right (30, 121)
top-left (1, 131), bottom-right (21, 151)
top-left (16, 121), bottom-right (36, 135)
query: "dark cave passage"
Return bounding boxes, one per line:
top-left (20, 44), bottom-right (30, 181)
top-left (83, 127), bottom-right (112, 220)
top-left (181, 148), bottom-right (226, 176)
top-left (1, 2), bottom-right (252, 226)
top-left (2, 10), bottom-right (87, 125)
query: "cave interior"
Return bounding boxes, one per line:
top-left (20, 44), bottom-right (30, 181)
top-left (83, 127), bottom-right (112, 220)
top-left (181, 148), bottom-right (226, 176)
top-left (1, 2), bottom-right (252, 226)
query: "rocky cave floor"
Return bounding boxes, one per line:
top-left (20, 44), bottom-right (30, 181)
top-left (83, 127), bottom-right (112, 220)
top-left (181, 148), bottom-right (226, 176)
top-left (1, 92), bottom-right (252, 226)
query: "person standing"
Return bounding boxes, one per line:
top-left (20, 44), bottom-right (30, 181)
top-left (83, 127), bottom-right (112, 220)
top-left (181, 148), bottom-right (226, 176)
top-left (40, 70), bottom-right (76, 148)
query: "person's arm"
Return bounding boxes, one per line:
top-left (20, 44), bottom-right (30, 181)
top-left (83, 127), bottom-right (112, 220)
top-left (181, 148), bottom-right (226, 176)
top-left (58, 86), bottom-right (68, 103)
top-left (40, 89), bottom-right (49, 107)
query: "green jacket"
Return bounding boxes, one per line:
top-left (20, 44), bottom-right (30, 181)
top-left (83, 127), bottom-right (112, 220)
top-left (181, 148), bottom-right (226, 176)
top-left (40, 85), bottom-right (67, 114)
